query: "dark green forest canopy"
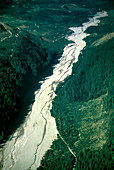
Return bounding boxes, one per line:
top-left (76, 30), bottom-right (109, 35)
top-left (0, 0), bottom-right (13, 8)
top-left (1, 0), bottom-right (112, 144)
top-left (0, 0), bottom-right (113, 169)
top-left (0, 29), bottom-right (54, 143)
top-left (39, 9), bottom-right (114, 169)
top-left (39, 38), bottom-right (114, 170)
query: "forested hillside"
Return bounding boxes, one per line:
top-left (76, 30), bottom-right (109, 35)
top-left (0, 25), bottom-right (54, 143)
top-left (39, 39), bottom-right (114, 170)
top-left (38, 11), bottom-right (114, 170)
top-left (0, 0), bottom-right (104, 145)
top-left (0, 0), bottom-right (113, 169)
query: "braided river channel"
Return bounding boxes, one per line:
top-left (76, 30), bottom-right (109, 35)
top-left (0, 11), bottom-right (107, 170)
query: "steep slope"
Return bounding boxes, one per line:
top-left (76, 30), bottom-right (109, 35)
top-left (38, 10), bottom-right (114, 170)
top-left (0, 23), bottom-right (54, 143)
top-left (0, 0), bottom-right (113, 168)
top-left (1, 0), bottom-right (110, 145)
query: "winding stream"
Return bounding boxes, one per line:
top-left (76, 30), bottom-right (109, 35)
top-left (0, 11), bottom-right (107, 170)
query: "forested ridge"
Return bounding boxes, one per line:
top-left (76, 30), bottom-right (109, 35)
top-left (0, 0), bottom-right (113, 169)
top-left (39, 39), bottom-right (114, 170)
top-left (0, 26), bottom-right (54, 143)
top-left (38, 12), bottom-right (114, 169)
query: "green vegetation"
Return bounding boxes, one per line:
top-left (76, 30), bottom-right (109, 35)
top-left (0, 0), bottom-right (114, 169)
top-left (38, 33), bottom-right (114, 169)
top-left (75, 143), bottom-right (113, 170)
top-left (38, 136), bottom-right (75, 170)
top-left (0, 29), bottom-right (54, 143)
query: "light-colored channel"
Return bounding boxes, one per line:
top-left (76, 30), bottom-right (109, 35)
top-left (0, 11), bottom-right (107, 170)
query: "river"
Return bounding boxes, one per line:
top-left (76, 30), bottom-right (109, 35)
top-left (0, 11), bottom-right (107, 170)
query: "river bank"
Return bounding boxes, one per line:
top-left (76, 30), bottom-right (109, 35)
top-left (0, 11), bottom-right (110, 170)
top-left (38, 10), bottom-right (114, 170)
top-left (0, 1), bottom-right (113, 169)
top-left (0, 0), bottom-right (113, 144)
